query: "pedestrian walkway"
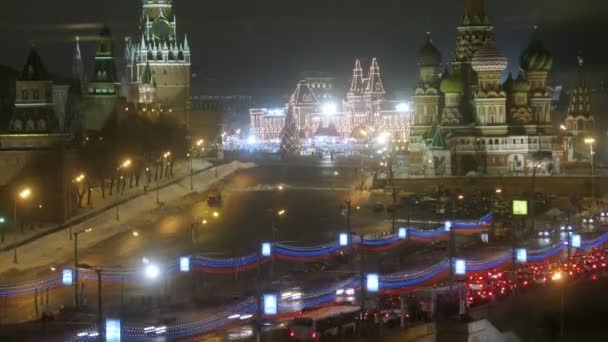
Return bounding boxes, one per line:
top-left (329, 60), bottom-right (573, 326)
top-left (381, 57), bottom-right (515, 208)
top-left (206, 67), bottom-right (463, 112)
top-left (0, 161), bottom-right (255, 273)
top-left (0, 159), bottom-right (208, 252)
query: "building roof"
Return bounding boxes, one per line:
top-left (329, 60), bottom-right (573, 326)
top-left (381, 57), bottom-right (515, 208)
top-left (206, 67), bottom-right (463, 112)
top-left (520, 40), bottom-right (553, 72)
top-left (19, 48), bottom-right (49, 81)
top-left (417, 34), bottom-right (442, 67)
top-left (471, 40), bottom-right (507, 72)
top-left (429, 124), bottom-right (447, 150)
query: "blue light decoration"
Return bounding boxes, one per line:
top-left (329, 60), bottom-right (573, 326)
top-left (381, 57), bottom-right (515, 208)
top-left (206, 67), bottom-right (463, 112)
top-left (398, 227), bottom-right (407, 239)
top-left (339, 233), bottom-right (349, 247)
top-left (106, 318), bottom-right (121, 342)
top-left (261, 242), bottom-right (272, 257)
top-left (515, 248), bottom-right (527, 263)
top-left (454, 259), bottom-right (466, 275)
top-left (62, 269), bottom-right (73, 286)
top-left (263, 294), bottom-right (278, 315)
top-left (179, 256), bottom-right (190, 272)
top-left (571, 234), bottom-right (581, 248)
top-left (366, 273), bottom-right (379, 292)
top-left (444, 221), bottom-right (452, 231)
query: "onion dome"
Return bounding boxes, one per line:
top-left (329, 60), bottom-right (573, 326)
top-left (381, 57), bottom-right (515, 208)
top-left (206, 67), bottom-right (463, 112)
top-left (440, 72), bottom-right (463, 94)
top-left (520, 40), bottom-right (553, 72)
top-left (471, 41), bottom-right (507, 72)
top-left (510, 72), bottom-right (531, 93)
top-left (417, 34), bottom-right (442, 67)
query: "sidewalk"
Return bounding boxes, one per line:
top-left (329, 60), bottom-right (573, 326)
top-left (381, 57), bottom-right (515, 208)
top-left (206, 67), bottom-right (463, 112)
top-left (0, 161), bottom-right (255, 274)
top-left (0, 159), bottom-right (209, 252)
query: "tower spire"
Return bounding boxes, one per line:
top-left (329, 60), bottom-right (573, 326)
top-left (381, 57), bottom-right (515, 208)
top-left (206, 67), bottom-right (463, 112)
top-left (464, 0), bottom-right (486, 23)
top-left (365, 58), bottom-right (385, 95)
top-left (567, 51), bottom-right (591, 118)
top-left (349, 59), bottom-right (363, 95)
top-left (72, 36), bottom-right (85, 94)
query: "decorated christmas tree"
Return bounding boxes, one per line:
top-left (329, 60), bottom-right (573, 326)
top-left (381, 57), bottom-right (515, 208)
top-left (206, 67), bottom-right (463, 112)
top-left (280, 105), bottom-right (300, 157)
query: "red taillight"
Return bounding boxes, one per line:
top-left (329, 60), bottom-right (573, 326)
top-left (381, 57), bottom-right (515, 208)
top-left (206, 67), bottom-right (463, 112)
top-left (289, 330), bottom-right (294, 337)
top-left (312, 331), bottom-right (317, 339)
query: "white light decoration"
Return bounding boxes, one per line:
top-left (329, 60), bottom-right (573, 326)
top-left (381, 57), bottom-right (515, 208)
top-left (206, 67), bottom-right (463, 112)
top-left (263, 294), bottom-right (278, 315)
top-left (321, 102), bottom-right (337, 116)
top-left (339, 233), bottom-right (349, 246)
top-left (395, 102), bottom-right (411, 112)
top-left (398, 227), bottom-right (407, 239)
top-left (246, 135), bottom-right (257, 145)
top-left (261, 242), bottom-right (272, 257)
top-left (106, 318), bottom-right (121, 342)
top-left (62, 269), bottom-right (73, 285)
top-left (145, 264), bottom-right (160, 279)
top-left (515, 248), bottom-right (527, 263)
top-left (444, 221), bottom-right (452, 231)
top-left (375, 132), bottom-right (391, 145)
top-left (454, 259), bottom-right (466, 275)
top-left (179, 256), bottom-right (190, 272)
top-left (366, 273), bottom-right (379, 292)
top-left (571, 234), bottom-right (581, 248)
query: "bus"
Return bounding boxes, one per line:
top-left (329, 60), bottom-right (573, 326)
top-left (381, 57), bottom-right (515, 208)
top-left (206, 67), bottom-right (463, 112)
top-left (287, 306), bottom-right (359, 340)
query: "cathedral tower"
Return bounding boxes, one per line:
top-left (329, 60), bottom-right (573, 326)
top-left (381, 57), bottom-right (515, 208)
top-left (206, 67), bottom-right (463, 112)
top-left (520, 39), bottom-right (553, 133)
top-left (564, 53), bottom-right (593, 135)
top-left (125, 0), bottom-right (191, 120)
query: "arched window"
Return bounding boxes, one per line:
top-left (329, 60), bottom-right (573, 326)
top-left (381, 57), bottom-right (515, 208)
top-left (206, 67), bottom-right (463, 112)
top-left (168, 51), bottom-right (175, 60)
top-left (157, 51), bottom-right (162, 61)
top-left (178, 51), bottom-right (184, 60)
top-left (147, 51), bottom-right (154, 61)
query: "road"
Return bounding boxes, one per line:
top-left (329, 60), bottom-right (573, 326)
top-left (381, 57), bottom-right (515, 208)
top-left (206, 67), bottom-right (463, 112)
top-left (1, 160), bottom-right (595, 341)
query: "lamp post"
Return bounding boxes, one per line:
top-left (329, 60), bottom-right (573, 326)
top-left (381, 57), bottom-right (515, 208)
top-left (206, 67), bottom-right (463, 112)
top-left (0, 216), bottom-right (5, 243)
top-left (584, 138), bottom-right (595, 200)
top-left (13, 187), bottom-right (32, 263)
top-left (157, 151), bottom-right (171, 205)
top-left (73, 228), bottom-right (92, 309)
top-left (116, 159), bottom-right (131, 221)
top-left (270, 208), bottom-right (286, 280)
top-left (530, 163), bottom-right (541, 233)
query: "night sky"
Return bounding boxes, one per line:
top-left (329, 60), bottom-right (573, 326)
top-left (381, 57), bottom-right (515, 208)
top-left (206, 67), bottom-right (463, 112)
top-left (3, 0), bottom-right (608, 99)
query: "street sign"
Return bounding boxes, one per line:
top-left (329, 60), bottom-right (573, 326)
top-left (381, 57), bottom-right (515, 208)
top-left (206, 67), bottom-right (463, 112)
top-left (263, 294), bottom-right (278, 315)
top-left (179, 256), bottom-right (190, 272)
top-left (62, 269), bottom-right (73, 285)
top-left (512, 200), bottom-right (528, 216)
top-left (454, 259), bottom-right (466, 275)
top-left (366, 274), bottom-right (379, 292)
top-left (398, 227), bottom-right (407, 239)
top-left (571, 234), bottom-right (581, 248)
top-left (261, 242), bottom-right (272, 257)
top-left (106, 318), bottom-right (121, 342)
top-left (516, 249), bottom-right (527, 263)
top-left (339, 233), bottom-right (349, 246)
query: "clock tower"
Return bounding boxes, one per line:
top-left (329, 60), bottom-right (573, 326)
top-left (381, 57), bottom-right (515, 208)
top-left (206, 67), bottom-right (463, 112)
top-left (125, 0), bottom-right (191, 120)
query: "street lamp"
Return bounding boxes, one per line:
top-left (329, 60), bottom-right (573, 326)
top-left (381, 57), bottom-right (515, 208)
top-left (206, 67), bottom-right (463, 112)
top-left (0, 216), bottom-right (5, 243)
top-left (584, 138), bottom-right (595, 199)
top-left (73, 227), bottom-right (93, 309)
top-left (12, 187), bottom-right (32, 263)
top-left (144, 264), bottom-right (161, 280)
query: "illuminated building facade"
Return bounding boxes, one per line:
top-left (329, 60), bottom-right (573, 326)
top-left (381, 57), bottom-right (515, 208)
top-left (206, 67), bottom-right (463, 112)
top-left (409, 0), bottom-right (562, 176)
top-left (249, 59), bottom-right (411, 143)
